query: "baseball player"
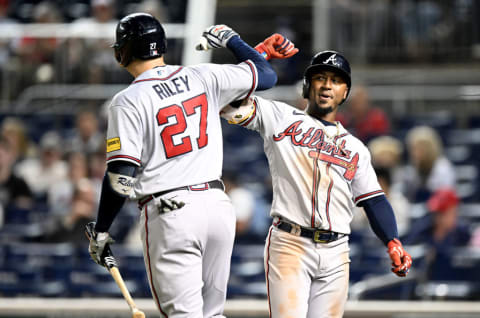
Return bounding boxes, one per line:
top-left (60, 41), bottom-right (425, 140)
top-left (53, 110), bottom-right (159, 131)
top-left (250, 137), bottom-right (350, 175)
top-left (221, 50), bottom-right (413, 318)
top-left (85, 13), bottom-right (295, 318)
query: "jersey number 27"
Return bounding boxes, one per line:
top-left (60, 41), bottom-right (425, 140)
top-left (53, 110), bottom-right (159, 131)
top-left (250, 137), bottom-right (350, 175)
top-left (156, 93), bottom-right (208, 158)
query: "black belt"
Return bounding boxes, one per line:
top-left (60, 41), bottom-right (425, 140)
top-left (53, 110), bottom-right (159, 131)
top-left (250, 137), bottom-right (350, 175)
top-left (275, 221), bottom-right (346, 243)
top-left (138, 180), bottom-right (224, 209)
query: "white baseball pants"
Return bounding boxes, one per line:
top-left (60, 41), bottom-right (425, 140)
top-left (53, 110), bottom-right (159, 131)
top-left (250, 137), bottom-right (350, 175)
top-left (265, 225), bottom-right (350, 318)
top-left (140, 188), bottom-right (236, 318)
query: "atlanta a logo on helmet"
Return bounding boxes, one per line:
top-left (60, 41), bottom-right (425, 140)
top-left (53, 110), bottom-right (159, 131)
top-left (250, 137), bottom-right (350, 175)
top-left (324, 54), bottom-right (341, 67)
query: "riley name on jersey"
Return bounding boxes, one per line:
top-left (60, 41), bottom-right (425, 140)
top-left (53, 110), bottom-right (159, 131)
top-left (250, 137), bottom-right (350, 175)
top-left (151, 73), bottom-right (191, 100)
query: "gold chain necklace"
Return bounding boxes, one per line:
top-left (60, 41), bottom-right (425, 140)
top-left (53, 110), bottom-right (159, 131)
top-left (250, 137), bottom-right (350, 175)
top-left (322, 121), bottom-right (340, 142)
top-left (322, 121), bottom-right (347, 155)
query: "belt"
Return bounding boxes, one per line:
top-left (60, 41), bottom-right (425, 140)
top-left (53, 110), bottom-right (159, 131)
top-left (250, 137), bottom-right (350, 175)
top-left (275, 221), bottom-right (346, 243)
top-left (138, 179), bottom-right (224, 209)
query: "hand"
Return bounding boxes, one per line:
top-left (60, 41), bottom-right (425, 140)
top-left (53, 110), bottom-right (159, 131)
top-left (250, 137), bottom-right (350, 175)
top-left (159, 197), bottom-right (185, 213)
top-left (255, 33), bottom-right (299, 60)
top-left (196, 24), bottom-right (239, 51)
top-left (86, 222), bottom-right (115, 267)
top-left (387, 238), bottom-right (412, 277)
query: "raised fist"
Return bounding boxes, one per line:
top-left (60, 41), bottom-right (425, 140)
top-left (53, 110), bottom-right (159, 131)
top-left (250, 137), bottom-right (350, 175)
top-left (255, 33), bottom-right (299, 60)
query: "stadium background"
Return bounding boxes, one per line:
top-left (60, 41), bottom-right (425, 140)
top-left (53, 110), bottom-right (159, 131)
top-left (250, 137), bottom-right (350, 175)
top-left (0, 0), bottom-right (480, 317)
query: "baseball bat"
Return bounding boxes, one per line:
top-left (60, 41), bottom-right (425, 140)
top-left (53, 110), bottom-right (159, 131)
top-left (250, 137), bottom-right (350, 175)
top-left (109, 266), bottom-right (145, 318)
top-left (85, 223), bottom-right (146, 318)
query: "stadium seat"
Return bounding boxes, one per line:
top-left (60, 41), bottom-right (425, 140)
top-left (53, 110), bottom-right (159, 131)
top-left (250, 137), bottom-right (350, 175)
top-left (415, 281), bottom-right (479, 300)
top-left (0, 267), bottom-right (43, 297)
top-left (0, 224), bottom-right (46, 242)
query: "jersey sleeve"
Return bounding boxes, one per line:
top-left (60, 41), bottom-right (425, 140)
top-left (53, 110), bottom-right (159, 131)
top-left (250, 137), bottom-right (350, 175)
top-left (105, 94), bottom-right (143, 166)
top-left (220, 95), bottom-right (289, 137)
top-left (191, 61), bottom-right (258, 112)
top-left (351, 144), bottom-right (384, 205)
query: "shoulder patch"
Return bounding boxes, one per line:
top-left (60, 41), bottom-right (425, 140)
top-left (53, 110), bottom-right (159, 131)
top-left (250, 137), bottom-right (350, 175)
top-left (106, 137), bottom-right (121, 153)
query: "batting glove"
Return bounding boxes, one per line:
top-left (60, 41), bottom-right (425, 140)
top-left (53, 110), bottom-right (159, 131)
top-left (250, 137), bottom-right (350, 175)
top-left (255, 33), bottom-right (299, 60)
top-left (86, 222), bottom-right (115, 267)
top-left (387, 238), bottom-right (412, 277)
top-left (196, 24), bottom-right (239, 51)
top-left (158, 197), bottom-right (185, 213)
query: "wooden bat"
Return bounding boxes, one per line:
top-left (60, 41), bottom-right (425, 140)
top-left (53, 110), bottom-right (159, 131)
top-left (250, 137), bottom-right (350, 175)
top-left (85, 222), bottom-right (146, 318)
top-left (109, 266), bottom-right (145, 318)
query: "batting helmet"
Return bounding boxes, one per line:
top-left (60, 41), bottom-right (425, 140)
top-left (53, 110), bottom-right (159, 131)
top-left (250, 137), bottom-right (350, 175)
top-left (112, 13), bottom-right (167, 67)
top-left (302, 50), bottom-right (351, 101)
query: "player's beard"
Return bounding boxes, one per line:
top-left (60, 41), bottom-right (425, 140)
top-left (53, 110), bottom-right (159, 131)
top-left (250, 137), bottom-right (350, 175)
top-left (307, 101), bottom-right (334, 120)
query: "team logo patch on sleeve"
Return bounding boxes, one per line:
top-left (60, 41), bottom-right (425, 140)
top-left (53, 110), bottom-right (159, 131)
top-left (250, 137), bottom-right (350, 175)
top-left (106, 137), bottom-right (121, 152)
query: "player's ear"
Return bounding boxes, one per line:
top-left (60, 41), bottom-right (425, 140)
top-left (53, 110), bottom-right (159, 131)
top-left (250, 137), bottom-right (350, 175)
top-left (343, 87), bottom-right (348, 100)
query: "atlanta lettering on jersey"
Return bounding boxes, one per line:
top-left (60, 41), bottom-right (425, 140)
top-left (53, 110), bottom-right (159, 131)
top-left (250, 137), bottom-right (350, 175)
top-left (152, 75), bottom-right (190, 100)
top-left (273, 120), bottom-right (359, 180)
top-left (272, 120), bottom-right (351, 156)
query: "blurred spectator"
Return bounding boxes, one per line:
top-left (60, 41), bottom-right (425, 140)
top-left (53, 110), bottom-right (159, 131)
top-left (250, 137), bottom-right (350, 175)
top-left (404, 188), bottom-right (471, 281)
top-left (400, 126), bottom-right (456, 202)
top-left (58, 37), bottom-right (89, 84)
top-left (223, 172), bottom-right (270, 243)
top-left (0, 0), bottom-right (17, 80)
top-left (48, 151), bottom-right (89, 216)
top-left (271, 15), bottom-right (300, 84)
top-left (88, 150), bottom-right (107, 204)
top-left (74, 0), bottom-right (116, 24)
top-left (395, 1), bottom-right (451, 61)
top-left (72, 0), bottom-right (121, 84)
top-left (365, 0), bottom-right (406, 63)
top-left (224, 173), bottom-right (254, 237)
top-left (0, 136), bottom-right (33, 226)
top-left (470, 226), bottom-right (480, 248)
top-left (329, 0), bottom-right (364, 56)
top-left (351, 166), bottom-right (411, 240)
top-left (337, 86), bottom-right (390, 143)
top-left (376, 167), bottom-right (411, 236)
top-left (90, 0), bottom-right (116, 23)
top-left (351, 130), bottom-right (409, 243)
top-left (15, 131), bottom-right (68, 199)
top-left (0, 0), bottom-right (13, 23)
top-left (0, 117), bottom-right (32, 164)
top-left (11, 1), bottom-right (62, 92)
top-left (330, 0), bottom-right (403, 63)
top-left (65, 110), bottom-right (105, 156)
top-left (136, 0), bottom-right (169, 22)
top-left (41, 178), bottom-right (96, 246)
top-left (368, 135), bottom-right (404, 190)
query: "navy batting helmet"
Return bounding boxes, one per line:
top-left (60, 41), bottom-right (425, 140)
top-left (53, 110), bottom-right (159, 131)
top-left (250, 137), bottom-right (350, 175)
top-left (112, 13), bottom-right (167, 67)
top-left (302, 50), bottom-right (351, 102)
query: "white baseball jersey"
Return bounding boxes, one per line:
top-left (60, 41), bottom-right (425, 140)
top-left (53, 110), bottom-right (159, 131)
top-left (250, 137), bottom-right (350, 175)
top-left (105, 62), bottom-right (257, 198)
top-left (222, 96), bottom-right (383, 234)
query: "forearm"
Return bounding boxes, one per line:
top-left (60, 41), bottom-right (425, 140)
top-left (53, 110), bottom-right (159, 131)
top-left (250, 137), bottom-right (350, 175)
top-left (94, 175), bottom-right (127, 232)
top-left (227, 36), bottom-right (277, 90)
top-left (94, 161), bottom-right (137, 233)
top-left (359, 195), bottom-right (399, 246)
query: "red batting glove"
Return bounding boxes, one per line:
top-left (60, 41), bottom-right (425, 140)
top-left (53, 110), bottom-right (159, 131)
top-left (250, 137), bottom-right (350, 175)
top-left (254, 33), bottom-right (299, 60)
top-left (387, 238), bottom-right (412, 277)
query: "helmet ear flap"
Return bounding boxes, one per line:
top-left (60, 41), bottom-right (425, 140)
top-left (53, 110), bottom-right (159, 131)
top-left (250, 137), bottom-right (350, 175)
top-left (302, 77), bottom-right (309, 98)
top-left (115, 41), bottom-right (134, 67)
